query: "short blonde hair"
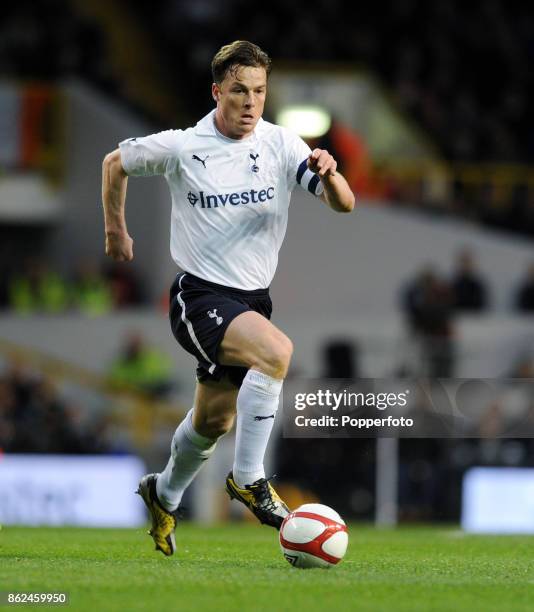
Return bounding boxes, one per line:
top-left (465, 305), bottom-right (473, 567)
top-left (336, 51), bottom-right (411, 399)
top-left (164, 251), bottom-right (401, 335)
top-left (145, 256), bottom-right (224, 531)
top-left (211, 40), bottom-right (272, 84)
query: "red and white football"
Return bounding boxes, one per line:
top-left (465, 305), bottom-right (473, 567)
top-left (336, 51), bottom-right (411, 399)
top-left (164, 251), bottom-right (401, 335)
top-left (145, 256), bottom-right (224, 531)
top-left (279, 503), bottom-right (348, 569)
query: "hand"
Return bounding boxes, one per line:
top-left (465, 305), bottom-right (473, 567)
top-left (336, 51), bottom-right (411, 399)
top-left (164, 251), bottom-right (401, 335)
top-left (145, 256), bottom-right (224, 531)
top-left (307, 148), bottom-right (337, 178)
top-left (105, 231), bottom-right (133, 261)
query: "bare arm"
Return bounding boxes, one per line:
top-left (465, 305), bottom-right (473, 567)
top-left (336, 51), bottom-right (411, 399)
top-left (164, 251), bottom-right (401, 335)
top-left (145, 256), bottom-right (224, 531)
top-left (307, 148), bottom-right (355, 213)
top-left (101, 148), bottom-right (133, 261)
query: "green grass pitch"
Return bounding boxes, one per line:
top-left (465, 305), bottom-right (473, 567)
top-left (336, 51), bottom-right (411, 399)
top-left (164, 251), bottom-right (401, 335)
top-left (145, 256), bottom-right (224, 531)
top-left (2, 524), bottom-right (534, 611)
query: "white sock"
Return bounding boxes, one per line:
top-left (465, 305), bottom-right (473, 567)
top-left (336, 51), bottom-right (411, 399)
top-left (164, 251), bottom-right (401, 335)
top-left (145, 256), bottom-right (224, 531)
top-left (156, 408), bottom-right (216, 511)
top-left (233, 369), bottom-right (283, 487)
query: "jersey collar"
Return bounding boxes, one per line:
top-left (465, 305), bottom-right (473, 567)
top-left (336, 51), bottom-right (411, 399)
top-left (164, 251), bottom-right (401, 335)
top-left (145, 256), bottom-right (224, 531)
top-left (195, 109), bottom-right (263, 140)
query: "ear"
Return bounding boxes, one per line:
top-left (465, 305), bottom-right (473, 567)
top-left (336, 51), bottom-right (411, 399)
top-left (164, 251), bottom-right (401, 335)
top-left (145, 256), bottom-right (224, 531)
top-left (212, 82), bottom-right (220, 103)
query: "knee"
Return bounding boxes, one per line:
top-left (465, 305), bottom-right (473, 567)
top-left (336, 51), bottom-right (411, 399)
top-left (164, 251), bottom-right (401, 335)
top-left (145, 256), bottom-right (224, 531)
top-left (195, 412), bottom-right (234, 439)
top-left (258, 335), bottom-right (293, 379)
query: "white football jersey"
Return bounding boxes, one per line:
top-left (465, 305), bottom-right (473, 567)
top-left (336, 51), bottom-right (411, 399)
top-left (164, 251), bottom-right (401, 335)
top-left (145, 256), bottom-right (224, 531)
top-left (119, 109), bottom-right (323, 290)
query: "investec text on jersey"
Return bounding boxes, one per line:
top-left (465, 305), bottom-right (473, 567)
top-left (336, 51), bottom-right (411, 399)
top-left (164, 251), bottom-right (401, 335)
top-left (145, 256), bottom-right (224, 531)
top-left (187, 187), bottom-right (275, 209)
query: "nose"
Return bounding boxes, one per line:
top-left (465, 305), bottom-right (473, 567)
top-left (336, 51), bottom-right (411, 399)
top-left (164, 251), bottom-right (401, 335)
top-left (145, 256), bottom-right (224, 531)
top-left (244, 92), bottom-right (254, 108)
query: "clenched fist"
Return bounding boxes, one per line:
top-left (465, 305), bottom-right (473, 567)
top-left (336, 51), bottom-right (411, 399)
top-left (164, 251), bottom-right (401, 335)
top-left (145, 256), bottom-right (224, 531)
top-left (307, 148), bottom-right (337, 178)
top-left (105, 231), bottom-right (134, 261)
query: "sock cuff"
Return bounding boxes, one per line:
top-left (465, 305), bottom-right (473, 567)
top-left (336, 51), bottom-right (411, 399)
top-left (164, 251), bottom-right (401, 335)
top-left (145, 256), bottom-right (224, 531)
top-left (182, 408), bottom-right (217, 450)
top-left (232, 468), bottom-right (264, 488)
top-left (244, 369), bottom-right (284, 396)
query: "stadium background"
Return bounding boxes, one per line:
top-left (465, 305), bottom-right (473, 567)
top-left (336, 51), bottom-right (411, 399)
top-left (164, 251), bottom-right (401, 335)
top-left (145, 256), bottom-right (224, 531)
top-left (1, 0), bottom-right (533, 532)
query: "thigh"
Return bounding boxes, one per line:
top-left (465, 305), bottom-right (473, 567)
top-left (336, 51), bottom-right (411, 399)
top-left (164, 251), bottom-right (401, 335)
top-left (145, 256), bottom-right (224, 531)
top-left (217, 310), bottom-right (290, 369)
top-left (192, 377), bottom-right (239, 434)
top-left (170, 273), bottom-right (259, 383)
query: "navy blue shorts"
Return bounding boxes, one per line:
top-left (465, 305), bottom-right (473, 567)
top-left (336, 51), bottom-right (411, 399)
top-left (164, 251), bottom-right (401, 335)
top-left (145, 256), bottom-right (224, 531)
top-left (169, 272), bottom-right (272, 388)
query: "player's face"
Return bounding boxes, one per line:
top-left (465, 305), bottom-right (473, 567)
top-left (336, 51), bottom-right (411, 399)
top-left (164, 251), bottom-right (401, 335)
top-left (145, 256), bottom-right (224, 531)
top-left (212, 65), bottom-right (267, 140)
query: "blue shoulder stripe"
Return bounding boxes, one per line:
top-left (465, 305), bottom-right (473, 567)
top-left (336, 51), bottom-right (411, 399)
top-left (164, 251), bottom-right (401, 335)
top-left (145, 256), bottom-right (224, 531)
top-left (296, 159), bottom-right (308, 185)
top-left (308, 174), bottom-right (321, 195)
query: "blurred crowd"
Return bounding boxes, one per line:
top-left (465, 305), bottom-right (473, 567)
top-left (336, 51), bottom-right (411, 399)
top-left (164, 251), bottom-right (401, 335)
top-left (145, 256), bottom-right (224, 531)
top-left (0, 0), bottom-right (114, 90)
top-left (130, 0), bottom-right (534, 165)
top-left (0, 330), bottom-right (177, 455)
top-left (107, 331), bottom-right (175, 399)
top-left (1, 1), bottom-right (533, 240)
top-left (0, 361), bottom-right (112, 454)
top-left (4, 1), bottom-right (532, 166)
top-left (129, 0), bottom-right (534, 241)
top-left (401, 249), bottom-right (534, 378)
top-left (0, 258), bottom-right (146, 314)
top-left (2, 248), bottom-right (533, 319)
top-left (385, 174), bottom-right (534, 241)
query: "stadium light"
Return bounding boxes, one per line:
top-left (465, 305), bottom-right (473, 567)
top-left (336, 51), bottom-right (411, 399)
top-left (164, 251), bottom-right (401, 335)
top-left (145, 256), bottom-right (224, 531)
top-left (276, 105), bottom-right (331, 138)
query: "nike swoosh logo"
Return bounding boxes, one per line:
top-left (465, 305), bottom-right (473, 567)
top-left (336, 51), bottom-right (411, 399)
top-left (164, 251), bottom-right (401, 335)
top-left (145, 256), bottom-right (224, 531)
top-left (254, 414), bottom-right (275, 421)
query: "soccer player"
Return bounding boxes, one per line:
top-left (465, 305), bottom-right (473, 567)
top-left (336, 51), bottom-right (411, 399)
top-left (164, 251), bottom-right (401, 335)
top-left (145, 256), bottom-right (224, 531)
top-left (101, 41), bottom-right (354, 556)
